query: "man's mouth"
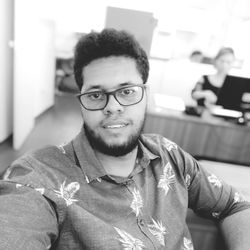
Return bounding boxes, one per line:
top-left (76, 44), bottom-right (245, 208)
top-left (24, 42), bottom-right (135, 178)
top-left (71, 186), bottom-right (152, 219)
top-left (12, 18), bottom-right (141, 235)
top-left (105, 124), bottom-right (127, 129)
top-left (102, 121), bottom-right (129, 129)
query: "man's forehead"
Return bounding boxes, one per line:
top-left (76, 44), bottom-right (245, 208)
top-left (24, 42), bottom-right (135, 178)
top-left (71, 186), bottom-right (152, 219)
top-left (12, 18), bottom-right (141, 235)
top-left (83, 56), bottom-right (137, 73)
top-left (81, 56), bottom-right (142, 91)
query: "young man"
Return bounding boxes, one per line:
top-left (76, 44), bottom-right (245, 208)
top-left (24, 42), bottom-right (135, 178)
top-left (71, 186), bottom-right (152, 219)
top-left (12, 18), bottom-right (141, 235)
top-left (0, 29), bottom-right (249, 250)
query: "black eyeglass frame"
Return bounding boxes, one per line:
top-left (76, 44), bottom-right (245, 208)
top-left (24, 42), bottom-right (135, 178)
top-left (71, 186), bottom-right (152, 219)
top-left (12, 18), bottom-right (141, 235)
top-left (76, 84), bottom-right (147, 111)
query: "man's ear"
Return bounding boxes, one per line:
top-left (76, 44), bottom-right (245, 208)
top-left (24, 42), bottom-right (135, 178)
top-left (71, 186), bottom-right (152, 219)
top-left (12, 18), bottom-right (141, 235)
top-left (144, 84), bottom-right (153, 108)
top-left (145, 84), bottom-right (150, 96)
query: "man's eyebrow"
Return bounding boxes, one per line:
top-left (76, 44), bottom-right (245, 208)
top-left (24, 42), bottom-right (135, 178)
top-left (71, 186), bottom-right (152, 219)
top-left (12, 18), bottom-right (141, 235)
top-left (84, 85), bottom-right (103, 92)
top-left (119, 82), bottom-right (134, 87)
top-left (84, 82), bottom-right (135, 92)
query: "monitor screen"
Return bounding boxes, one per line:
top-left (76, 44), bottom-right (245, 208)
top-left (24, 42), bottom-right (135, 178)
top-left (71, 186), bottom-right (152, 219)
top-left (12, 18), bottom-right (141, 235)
top-left (216, 75), bottom-right (250, 111)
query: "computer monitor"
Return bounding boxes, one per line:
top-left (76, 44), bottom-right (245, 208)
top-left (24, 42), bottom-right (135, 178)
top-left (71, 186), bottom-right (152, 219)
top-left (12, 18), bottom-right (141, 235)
top-left (216, 75), bottom-right (250, 111)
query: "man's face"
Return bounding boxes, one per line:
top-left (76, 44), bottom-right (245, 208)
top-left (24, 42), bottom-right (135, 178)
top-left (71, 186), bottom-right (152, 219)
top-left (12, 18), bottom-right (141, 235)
top-left (80, 56), bottom-right (147, 156)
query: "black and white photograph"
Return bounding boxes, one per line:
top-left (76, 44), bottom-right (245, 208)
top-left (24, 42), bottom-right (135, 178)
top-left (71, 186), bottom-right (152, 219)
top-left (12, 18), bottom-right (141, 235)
top-left (0, 0), bottom-right (250, 249)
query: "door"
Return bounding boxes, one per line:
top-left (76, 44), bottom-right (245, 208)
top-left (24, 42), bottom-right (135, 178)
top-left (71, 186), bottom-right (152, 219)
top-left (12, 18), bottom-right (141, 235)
top-left (13, 0), bottom-right (55, 149)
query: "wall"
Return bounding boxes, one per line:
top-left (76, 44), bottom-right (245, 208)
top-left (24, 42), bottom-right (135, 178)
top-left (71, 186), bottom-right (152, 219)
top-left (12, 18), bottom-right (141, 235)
top-left (0, 0), bottom-right (14, 143)
top-left (148, 59), bottom-right (214, 105)
top-left (0, 0), bottom-right (55, 147)
top-left (105, 6), bottom-right (157, 56)
top-left (33, 19), bottom-right (56, 117)
top-left (13, 0), bottom-right (56, 149)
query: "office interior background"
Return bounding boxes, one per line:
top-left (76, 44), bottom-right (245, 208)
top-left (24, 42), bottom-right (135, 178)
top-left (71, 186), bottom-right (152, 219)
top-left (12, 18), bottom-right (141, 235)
top-left (1, 0), bottom-right (250, 150)
top-left (1, 0), bottom-right (250, 249)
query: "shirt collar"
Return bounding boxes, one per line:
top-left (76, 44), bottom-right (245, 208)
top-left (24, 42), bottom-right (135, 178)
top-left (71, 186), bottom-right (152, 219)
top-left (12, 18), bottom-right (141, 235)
top-left (72, 129), bottom-right (106, 183)
top-left (137, 140), bottom-right (159, 168)
top-left (72, 129), bottom-right (159, 183)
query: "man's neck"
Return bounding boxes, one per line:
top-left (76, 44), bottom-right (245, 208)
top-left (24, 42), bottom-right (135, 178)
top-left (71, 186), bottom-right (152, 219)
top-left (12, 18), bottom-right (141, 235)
top-left (95, 147), bottom-right (138, 178)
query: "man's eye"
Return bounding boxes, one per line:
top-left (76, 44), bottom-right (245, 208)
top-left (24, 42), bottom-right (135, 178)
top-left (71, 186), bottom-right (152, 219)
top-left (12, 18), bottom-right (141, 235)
top-left (86, 92), bottom-right (104, 100)
top-left (120, 88), bottom-right (135, 96)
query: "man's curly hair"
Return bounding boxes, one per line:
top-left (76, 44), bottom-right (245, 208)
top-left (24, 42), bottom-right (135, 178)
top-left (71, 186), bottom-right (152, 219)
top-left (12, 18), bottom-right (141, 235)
top-left (74, 28), bottom-right (149, 90)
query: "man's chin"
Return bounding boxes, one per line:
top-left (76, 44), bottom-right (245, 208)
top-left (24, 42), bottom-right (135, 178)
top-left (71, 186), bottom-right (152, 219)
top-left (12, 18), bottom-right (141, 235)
top-left (98, 143), bottom-right (138, 157)
top-left (101, 136), bottom-right (128, 147)
top-left (84, 125), bottom-right (140, 157)
top-left (91, 136), bottom-right (138, 157)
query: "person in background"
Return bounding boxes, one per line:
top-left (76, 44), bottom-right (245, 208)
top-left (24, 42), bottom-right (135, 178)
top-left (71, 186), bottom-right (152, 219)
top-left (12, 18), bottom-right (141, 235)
top-left (189, 50), bottom-right (203, 63)
top-left (0, 29), bottom-right (249, 250)
top-left (191, 47), bottom-right (235, 108)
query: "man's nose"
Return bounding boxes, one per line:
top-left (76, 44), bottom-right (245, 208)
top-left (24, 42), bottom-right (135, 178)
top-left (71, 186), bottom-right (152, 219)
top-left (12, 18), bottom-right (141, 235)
top-left (103, 94), bottom-right (124, 114)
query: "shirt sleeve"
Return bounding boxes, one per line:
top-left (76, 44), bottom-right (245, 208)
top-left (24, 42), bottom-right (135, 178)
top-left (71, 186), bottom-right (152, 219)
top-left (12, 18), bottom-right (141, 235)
top-left (0, 160), bottom-right (59, 249)
top-left (172, 146), bottom-right (250, 221)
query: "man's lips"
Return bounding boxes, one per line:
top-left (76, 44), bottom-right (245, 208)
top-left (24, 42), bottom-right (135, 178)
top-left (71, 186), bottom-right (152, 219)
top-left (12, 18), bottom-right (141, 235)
top-left (102, 121), bottom-right (129, 129)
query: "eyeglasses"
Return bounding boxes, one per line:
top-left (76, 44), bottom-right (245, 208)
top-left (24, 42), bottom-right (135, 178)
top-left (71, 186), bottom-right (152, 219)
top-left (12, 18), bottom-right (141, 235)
top-left (77, 84), bottom-right (146, 111)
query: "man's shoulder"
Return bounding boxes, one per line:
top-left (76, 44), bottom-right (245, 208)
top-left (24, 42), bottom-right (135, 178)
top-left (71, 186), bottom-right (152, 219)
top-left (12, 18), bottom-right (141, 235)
top-left (140, 133), bottom-right (193, 175)
top-left (140, 133), bottom-right (179, 154)
top-left (4, 143), bottom-right (75, 184)
top-left (20, 143), bottom-right (72, 165)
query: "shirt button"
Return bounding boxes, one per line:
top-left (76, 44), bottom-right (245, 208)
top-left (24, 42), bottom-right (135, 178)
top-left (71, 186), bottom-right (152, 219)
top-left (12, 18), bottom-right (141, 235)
top-left (139, 219), bottom-right (145, 227)
top-left (125, 179), bottom-right (133, 185)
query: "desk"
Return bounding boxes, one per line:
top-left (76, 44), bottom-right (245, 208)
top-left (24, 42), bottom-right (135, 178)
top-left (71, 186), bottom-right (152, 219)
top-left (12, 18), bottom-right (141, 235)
top-left (144, 107), bottom-right (250, 166)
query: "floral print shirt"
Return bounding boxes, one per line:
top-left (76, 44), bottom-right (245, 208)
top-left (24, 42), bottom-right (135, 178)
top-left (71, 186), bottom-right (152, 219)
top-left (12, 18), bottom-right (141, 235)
top-left (0, 130), bottom-right (249, 250)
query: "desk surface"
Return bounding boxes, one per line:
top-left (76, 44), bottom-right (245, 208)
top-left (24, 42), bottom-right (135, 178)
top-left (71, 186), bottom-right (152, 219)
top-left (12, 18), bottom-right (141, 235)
top-left (144, 105), bottom-right (250, 166)
top-left (149, 104), bottom-right (250, 128)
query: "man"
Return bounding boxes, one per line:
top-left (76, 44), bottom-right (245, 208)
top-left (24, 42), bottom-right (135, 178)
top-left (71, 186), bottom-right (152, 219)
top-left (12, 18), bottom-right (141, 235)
top-left (0, 29), bottom-right (249, 250)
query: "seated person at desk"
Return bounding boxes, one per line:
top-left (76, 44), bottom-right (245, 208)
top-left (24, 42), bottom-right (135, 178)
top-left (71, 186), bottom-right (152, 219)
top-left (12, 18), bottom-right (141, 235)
top-left (191, 47), bottom-right (235, 108)
top-left (0, 29), bottom-right (250, 250)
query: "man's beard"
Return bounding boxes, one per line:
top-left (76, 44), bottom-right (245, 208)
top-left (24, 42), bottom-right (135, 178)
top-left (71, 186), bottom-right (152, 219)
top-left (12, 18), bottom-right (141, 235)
top-left (84, 118), bottom-right (145, 157)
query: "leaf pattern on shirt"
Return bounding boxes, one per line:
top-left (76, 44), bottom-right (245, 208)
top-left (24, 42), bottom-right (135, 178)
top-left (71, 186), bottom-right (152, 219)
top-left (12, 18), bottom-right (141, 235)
top-left (212, 211), bottom-right (221, 219)
top-left (57, 143), bottom-right (66, 154)
top-left (130, 188), bottom-right (143, 217)
top-left (234, 192), bottom-right (246, 203)
top-left (148, 219), bottom-right (167, 246)
top-left (54, 180), bottom-right (80, 206)
top-left (16, 183), bottom-right (45, 196)
top-left (16, 183), bottom-right (23, 188)
top-left (163, 138), bottom-right (178, 152)
top-left (207, 174), bottom-right (222, 188)
top-left (158, 162), bottom-right (175, 195)
top-left (35, 188), bottom-right (45, 195)
top-left (183, 237), bottom-right (194, 250)
top-left (185, 174), bottom-right (191, 189)
top-left (114, 227), bottom-right (145, 250)
top-left (16, 183), bottom-right (33, 189)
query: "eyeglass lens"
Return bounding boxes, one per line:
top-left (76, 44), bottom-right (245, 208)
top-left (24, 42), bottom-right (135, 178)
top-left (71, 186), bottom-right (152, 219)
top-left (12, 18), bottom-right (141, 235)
top-left (79, 85), bottom-right (144, 110)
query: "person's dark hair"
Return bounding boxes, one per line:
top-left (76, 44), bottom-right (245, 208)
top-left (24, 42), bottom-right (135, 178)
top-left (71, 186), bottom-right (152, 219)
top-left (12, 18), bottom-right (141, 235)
top-left (73, 28), bottom-right (149, 90)
top-left (190, 50), bottom-right (202, 58)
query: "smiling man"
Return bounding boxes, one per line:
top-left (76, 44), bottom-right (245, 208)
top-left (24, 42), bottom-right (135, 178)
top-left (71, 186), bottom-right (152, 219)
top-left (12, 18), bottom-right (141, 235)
top-left (0, 29), bottom-right (250, 250)
top-left (79, 56), bottom-right (147, 177)
top-left (78, 56), bottom-right (146, 177)
top-left (81, 57), bottom-right (145, 152)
